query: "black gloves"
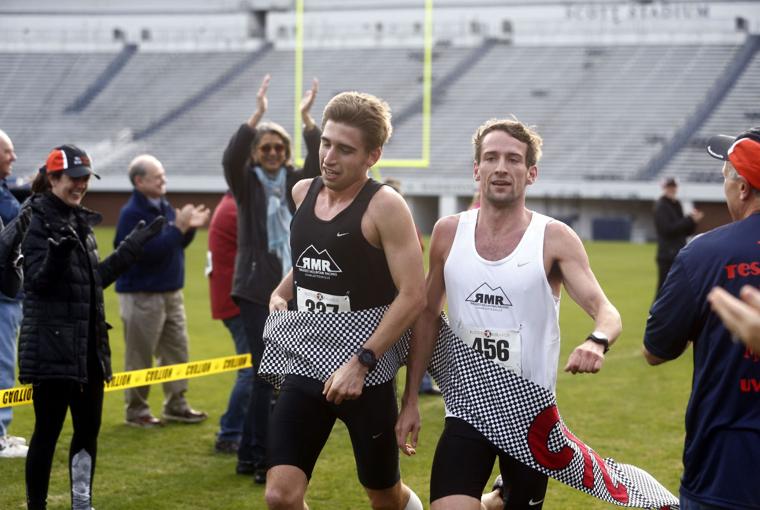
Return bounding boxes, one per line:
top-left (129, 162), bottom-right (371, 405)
top-left (114, 216), bottom-right (166, 263)
top-left (0, 207), bottom-right (32, 265)
top-left (47, 235), bottom-right (79, 258)
top-left (0, 208), bottom-right (32, 297)
top-left (123, 216), bottom-right (166, 248)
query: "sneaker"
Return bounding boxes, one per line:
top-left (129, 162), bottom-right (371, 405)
top-left (1, 435), bottom-right (27, 446)
top-left (0, 441), bottom-right (28, 458)
top-left (162, 408), bottom-right (208, 424)
top-left (126, 415), bottom-right (164, 428)
top-left (214, 439), bottom-right (239, 454)
top-left (253, 468), bottom-right (266, 485)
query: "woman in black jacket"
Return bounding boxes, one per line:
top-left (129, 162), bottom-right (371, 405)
top-left (0, 208), bottom-right (31, 298)
top-left (221, 74), bottom-right (321, 480)
top-left (19, 145), bottom-right (163, 510)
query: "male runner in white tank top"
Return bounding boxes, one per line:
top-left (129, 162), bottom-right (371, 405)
top-left (396, 118), bottom-right (622, 510)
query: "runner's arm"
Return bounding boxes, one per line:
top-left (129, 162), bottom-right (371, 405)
top-left (395, 215), bottom-right (456, 455)
top-left (269, 269), bottom-right (294, 312)
top-left (546, 222), bottom-right (622, 374)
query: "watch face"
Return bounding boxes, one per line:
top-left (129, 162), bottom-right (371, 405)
top-left (358, 348), bottom-right (377, 368)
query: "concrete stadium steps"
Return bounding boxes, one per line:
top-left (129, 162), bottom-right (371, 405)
top-left (0, 51), bottom-right (117, 170)
top-left (0, 42), bottom-right (752, 188)
top-left (664, 48), bottom-right (760, 184)
top-left (409, 43), bottom-right (740, 183)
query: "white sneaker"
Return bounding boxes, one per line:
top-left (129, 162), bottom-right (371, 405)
top-left (0, 442), bottom-right (28, 458)
top-left (1, 435), bottom-right (27, 446)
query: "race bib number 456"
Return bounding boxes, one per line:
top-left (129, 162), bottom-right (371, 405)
top-left (296, 287), bottom-right (351, 313)
top-left (463, 328), bottom-right (521, 375)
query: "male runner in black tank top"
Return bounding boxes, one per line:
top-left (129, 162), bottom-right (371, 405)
top-left (265, 92), bottom-right (426, 510)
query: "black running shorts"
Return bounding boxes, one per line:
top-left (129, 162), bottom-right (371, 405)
top-left (267, 374), bottom-right (401, 490)
top-left (430, 417), bottom-right (548, 509)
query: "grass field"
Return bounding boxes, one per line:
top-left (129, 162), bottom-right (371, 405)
top-left (0, 229), bottom-right (692, 509)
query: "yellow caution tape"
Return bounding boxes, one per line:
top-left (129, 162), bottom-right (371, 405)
top-left (0, 354), bottom-right (251, 408)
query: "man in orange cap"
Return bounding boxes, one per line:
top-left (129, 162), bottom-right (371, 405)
top-left (644, 127), bottom-right (760, 510)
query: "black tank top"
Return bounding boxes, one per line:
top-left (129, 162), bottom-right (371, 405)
top-left (290, 177), bottom-right (396, 311)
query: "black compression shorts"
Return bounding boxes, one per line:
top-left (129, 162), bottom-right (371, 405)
top-left (267, 374), bottom-right (400, 490)
top-left (430, 417), bottom-right (548, 509)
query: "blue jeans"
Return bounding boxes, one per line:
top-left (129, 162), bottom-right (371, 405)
top-left (419, 371), bottom-right (434, 392)
top-left (0, 298), bottom-right (22, 437)
top-left (217, 315), bottom-right (253, 442)
top-left (237, 300), bottom-right (274, 469)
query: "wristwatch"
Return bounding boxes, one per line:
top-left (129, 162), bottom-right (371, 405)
top-left (586, 331), bottom-right (610, 354)
top-left (356, 347), bottom-right (378, 371)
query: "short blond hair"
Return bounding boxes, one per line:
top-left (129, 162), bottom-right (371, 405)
top-left (472, 118), bottom-right (543, 167)
top-left (322, 92), bottom-right (392, 151)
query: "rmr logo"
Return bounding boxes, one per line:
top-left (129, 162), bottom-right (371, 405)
top-left (466, 283), bottom-right (512, 309)
top-left (296, 245), bottom-right (342, 276)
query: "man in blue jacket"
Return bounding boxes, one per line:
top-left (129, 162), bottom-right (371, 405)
top-left (644, 127), bottom-right (760, 509)
top-left (115, 154), bottom-right (210, 428)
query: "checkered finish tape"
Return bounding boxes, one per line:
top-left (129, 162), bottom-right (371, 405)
top-left (261, 308), bottom-right (679, 509)
top-left (260, 306), bottom-right (409, 388)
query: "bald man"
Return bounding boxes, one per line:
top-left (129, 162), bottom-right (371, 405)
top-left (114, 155), bottom-right (210, 428)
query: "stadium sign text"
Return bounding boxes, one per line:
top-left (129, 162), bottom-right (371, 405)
top-left (566, 2), bottom-right (710, 24)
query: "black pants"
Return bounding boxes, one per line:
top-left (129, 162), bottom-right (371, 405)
top-left (656, 258), bottom-right (674, 297)
top-left (236, 299), bottom-right (275, 470)
top-left (26, 376), bottom-right (103, 510)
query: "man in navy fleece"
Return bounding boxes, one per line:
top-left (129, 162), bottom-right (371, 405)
top-left (115, 154), bottom-right (210, 428)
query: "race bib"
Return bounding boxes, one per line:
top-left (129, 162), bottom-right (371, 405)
top-left (463, 327), bottom-right (521, 375)
top-left (296, 287), bottom-right (351, 313)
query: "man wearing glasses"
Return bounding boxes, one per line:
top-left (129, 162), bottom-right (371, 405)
top-left (222, 74), bottom-right (321, 483)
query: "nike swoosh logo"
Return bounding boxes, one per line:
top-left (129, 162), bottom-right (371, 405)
top-left (528, 499), bottom-right (544, 506)
top-left (517, 261), bottom-right (530, 267)
top-left (337, 232), bottom-right (350, 237)
top-left (371, 432), bottom-right (383, 439)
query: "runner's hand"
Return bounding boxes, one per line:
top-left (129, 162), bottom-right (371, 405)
top-left (395, 401), bottom-right (420, 456)
top-left (323, 356), bottom-right (367, 405)
top-left (269, 293), bottom-right (288, 312)
top-left (564, 340), bottom-right (604, 374)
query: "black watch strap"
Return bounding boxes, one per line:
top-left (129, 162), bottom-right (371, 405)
top-left (586, 332), bottom-right (610, 354)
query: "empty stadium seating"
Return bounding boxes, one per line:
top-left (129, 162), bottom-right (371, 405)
top-left (0, 38), bottom-right (756, 189)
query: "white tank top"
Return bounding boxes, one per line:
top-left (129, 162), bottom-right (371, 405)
top-left (444, 208), bottom-right (561, 394)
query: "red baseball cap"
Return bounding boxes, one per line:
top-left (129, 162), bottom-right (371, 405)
top-left (41, 144), bottom-right (100, 179)
top-left (706, 128), bottom-right (760, 190)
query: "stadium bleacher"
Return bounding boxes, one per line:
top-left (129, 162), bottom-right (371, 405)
top-left (1, 0), bottom-right (759, 241)
top-left (1, 40), bottom-right (754, 189)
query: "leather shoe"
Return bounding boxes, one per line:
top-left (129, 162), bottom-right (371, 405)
top-left (162, 408), bottom-right (208, 424)
top-left (236, 461), bottom-right (256, 475)
top-left (214, 439), bottom-right (239, 454)
top-left (126, 415), bottom-right (163, 428)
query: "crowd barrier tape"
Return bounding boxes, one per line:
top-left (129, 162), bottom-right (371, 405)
top-left (0, 354), bottom-right (251, 408)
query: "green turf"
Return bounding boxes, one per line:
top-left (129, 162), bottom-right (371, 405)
top-left (0, 231), bottom-right (691, 509)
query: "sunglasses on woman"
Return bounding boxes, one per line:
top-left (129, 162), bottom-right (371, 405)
top-left (259, 143), bottom-right (285, 155)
